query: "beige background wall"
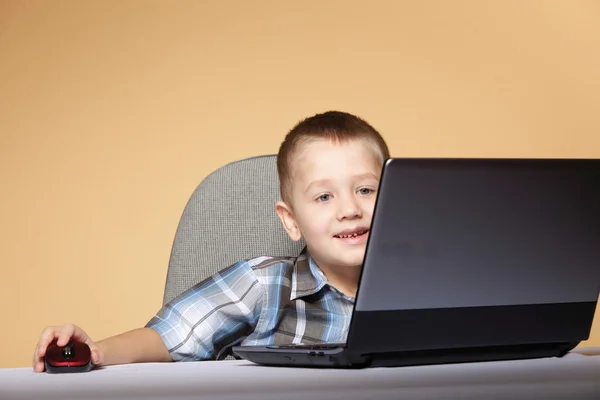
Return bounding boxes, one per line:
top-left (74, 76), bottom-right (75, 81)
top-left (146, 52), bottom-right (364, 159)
top-left (1, 0), bottom-right (599, 368)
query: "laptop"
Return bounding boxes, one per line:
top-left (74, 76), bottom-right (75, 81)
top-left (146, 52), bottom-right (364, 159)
top-left (232, 158), bottom-right (600, 368)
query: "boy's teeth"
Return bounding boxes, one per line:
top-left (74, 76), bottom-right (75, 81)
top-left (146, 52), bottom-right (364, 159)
top-left (337, 230), bottom-right (365, 238)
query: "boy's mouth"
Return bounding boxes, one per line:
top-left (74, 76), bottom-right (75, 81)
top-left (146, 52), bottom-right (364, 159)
top-left (334, 228), bottom-right (370, 239)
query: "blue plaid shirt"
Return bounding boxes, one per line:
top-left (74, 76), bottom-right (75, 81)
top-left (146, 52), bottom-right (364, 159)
top-left (145, 248), bottom-right (355, 361)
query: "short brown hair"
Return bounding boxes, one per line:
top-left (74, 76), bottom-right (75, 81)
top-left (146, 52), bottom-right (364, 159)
top-left (277, 110), bottom-right (390, 203)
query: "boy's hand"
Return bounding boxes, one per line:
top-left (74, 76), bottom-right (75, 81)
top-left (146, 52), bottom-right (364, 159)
top-left (33, 324), bottom-right (103, 372)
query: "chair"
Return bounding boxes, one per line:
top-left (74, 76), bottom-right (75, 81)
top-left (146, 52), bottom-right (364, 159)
top-left (161, 154), bottom-right (306, 306)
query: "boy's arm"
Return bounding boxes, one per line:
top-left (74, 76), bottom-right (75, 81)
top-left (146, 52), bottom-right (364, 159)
top-left (145, 259), bottom-right (264, 362)
top-left (97, 327), bottom-right (172, 366)
top-left (34, 259), bottom-right (262, 371)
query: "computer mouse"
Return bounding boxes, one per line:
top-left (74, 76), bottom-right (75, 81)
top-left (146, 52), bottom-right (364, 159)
top-left (44, 340), bottom-right (93, 373)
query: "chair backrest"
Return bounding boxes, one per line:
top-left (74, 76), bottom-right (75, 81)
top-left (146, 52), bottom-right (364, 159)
top-left (162, 154), bottom-right (306, 305)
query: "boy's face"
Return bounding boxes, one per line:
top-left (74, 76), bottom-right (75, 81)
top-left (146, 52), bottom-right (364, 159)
top-left (276, 139), bottom-right (383, 272)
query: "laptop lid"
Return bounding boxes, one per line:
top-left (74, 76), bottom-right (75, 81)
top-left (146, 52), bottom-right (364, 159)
top-left (347, 158), bottom-right (600, 355)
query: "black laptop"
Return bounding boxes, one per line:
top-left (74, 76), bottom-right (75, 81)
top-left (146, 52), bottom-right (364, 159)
top-left (232, 158), bottom-right (600, 368)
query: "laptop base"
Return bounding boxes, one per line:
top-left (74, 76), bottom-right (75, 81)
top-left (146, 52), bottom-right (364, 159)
top-left (232, 346), bottom-right (369, 368)
top-left (366, 341), bottom-right (579, 368)
top-left (232, 341), bottom-right (579, 369)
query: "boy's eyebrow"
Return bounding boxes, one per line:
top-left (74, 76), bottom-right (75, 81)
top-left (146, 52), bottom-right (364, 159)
top-left (304, 173), bottom-right (379, 194)
top-left (352, 172), bottom-right (380, 182)
top-left (304, 179), bottom-right (333, 194)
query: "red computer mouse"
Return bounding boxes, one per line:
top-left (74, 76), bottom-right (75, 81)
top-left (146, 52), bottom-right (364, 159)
top-left (44, 340), bottom-right (93, 373)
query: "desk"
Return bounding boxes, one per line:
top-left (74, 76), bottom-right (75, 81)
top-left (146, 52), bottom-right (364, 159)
top-left (1, 349), bottom-right (598, 400)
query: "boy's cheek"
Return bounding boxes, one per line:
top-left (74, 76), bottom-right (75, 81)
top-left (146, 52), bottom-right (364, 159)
top-left (361, 199), bottom-right (377, 215)
top-left (304, 218), bottom-right (334, 237)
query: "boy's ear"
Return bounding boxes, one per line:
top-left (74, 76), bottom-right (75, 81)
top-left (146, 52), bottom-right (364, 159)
top-left (275, 201), bottom-right (302, 242)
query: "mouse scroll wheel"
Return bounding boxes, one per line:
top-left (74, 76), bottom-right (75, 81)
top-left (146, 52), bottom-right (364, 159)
top-left (62, 344), bottom-right (75, 359)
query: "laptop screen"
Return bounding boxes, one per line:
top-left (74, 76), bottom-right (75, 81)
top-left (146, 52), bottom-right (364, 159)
top-left (357, 158), bottom-right (600, 312)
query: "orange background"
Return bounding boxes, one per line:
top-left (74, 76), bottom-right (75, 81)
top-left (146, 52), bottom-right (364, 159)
top-left (1, 0), bottom-right (599, 368)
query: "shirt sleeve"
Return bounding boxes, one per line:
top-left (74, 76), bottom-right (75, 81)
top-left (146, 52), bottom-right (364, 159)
top-left (145, 260), bottom-right (264, 361)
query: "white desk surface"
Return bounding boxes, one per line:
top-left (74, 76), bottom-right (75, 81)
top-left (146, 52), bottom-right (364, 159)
top-left (1, 348), bottom-right (598, 400)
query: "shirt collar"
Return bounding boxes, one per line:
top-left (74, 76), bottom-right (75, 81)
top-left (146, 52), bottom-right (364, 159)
top-left (290, 247), bottom-right (329, 300)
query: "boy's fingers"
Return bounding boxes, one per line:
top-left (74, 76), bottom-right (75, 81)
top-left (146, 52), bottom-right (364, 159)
top-left (56, 325), bottom-right (76, 347)
top-left (57, 324), bottom-right (90, 346)
top-left (90, 348), bottom-right (103, 365)
top-left (34, 357), bottom-right (45, 372)
top-left (37, 327), bottom-right (59, 357)
top-left (33, 327), bottom-right (58, 372)
top-left (32, 346), bottom-right (41, 372)
top-left (71, 325), bottom-right (91, 344)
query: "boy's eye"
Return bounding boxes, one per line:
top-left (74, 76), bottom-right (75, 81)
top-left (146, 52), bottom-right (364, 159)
top-left (358, 188), bottom-right (374, 195)
top-left (317, 194), bottom-right (331, 202)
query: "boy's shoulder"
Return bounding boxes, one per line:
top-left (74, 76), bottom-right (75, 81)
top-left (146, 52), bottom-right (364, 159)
top-left (207, 249), bottom-right (315, 298)
top-left (245, 253), bottom-right (299, 270)
top-left (228, 249), bottom-right (311, 278)
top-left (240, 250), bottom-right (308, 278)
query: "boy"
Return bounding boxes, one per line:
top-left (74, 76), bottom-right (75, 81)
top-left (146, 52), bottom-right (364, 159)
top-left (32, 110), bottom-right (390, 371)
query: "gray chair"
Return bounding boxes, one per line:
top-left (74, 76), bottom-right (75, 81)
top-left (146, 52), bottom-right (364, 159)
top-left (162, 154), bottom-right (306, 306)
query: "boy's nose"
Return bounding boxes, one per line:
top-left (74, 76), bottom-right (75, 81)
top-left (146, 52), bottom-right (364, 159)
top-left (337, 197), bottom-right (362, 220)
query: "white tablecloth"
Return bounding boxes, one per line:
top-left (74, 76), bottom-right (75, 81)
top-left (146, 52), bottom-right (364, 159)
top-left (1, 349), bottom-right (598, 400)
